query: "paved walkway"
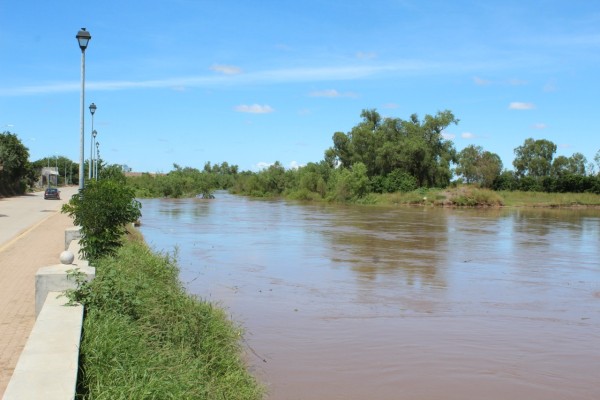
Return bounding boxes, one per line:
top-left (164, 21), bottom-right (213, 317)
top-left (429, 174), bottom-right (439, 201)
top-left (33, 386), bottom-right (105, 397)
top-left (0, 190), bottom-right (76, 396)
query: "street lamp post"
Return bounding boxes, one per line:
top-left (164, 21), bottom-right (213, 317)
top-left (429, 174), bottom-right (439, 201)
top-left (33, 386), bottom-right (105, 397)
top-left (89, 103), bottom-right (96, 179)
top-left (76, 28), bottom-right (91, 190)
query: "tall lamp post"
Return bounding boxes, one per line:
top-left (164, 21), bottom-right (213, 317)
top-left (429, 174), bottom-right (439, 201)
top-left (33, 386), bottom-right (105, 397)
top-left (76, 28), bottom-right (91, 190)
top-left (88, 103), bottom-right (96, 179)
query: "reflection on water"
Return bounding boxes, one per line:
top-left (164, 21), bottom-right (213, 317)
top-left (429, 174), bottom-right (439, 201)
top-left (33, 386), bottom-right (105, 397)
top-left (139, 194), bottom-right (600, 400)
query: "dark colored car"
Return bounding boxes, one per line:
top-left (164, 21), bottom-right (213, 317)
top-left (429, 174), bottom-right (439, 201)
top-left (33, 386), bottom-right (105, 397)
top-left (44, 188), bottom-right (61, 200)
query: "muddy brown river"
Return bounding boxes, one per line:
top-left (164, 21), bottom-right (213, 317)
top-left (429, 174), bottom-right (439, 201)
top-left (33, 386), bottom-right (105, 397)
top-left (138, 193), bottom-right (600, 400)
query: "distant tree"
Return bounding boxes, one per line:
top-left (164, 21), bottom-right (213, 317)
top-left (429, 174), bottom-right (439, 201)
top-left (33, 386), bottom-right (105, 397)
top-left (456, 145), bottom-right (480, 184)
top-left (456, 145), bottom-right (502, 187)
top-left (567, 153), bottom-right (587, 175)
top-left (0, 131), bottom-right (34, 195)
top-left (326, 109), bottom-right (458, 187)
top-left (513, 138), bottom-right (556, 178)
top-left (101, 164), bottom-right (127, 184)
top-left (492, 170), bottom-right (518, 191)
top-left (552, 153), bottom-right (587, 177)
top-left (551, 155), bottom-right (570, 177)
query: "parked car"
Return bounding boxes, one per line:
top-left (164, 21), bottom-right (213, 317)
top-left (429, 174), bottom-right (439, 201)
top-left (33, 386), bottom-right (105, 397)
top-left (44, 188), bottom-right (60, 200)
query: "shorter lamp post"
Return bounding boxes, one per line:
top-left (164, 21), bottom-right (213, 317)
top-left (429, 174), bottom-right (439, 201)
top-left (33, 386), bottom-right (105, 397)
top-left (92, 129), bottom-right (97, 179)
top-left (89, 103), bottom-right (96, 179)
top-left (95, 141), bottom-right (100, 179)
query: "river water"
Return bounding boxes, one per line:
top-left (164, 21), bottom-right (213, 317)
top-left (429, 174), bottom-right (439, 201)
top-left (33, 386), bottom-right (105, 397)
top-left (138, 193), bottom-right (600, 400)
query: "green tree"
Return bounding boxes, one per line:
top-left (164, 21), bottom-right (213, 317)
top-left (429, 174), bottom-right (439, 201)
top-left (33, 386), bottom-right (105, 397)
top-left (400, 111), bottom-right (458, 187)
top-left (326, 109), bottom-right (458, 188)
top-left (99, 164), bottom-right (127, 183)
top-left (513, 138), bottom-right (556, 178)
top-left (0, 131), bottom-right (34, 195)
top-left (478, 151), bottom-right (503, 188)
top-left (456, 145), bottom-right (503, 188)
top-left (456, 145), bottom-right (481, 184)
top-left (551, 155), bottom-right (570, 177)
top-left (567, 152), bottom-right (587, 175)
top-left (62, 180), bottom-right (142, 261)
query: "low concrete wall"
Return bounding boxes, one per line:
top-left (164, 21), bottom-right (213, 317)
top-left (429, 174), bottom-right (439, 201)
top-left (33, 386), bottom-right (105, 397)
top-left (3, 227), bottom-right (95, 400)
top-left (64, 227), bottom-right (81, 251)
top-left (35, 237), bottom-right (94, 318)
top-left (2, 293), bottom-right (84, 400)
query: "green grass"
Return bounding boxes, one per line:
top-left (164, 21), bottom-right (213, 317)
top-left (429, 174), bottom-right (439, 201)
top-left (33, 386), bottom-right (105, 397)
top-left (356, 186), bottom-right (600, 208)
top-left (498, 190), bottom-right (600, 207)
top-left (74, 241), bottom-right (263, 400)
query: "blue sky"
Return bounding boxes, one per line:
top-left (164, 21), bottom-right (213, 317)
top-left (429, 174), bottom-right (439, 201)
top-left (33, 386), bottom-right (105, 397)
top-left (1, 0), bottom-right (599, 173)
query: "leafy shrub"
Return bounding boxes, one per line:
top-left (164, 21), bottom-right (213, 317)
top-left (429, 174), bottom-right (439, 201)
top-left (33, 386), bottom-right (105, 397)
top-left (62, 180), bottom-right (141, 261)
top-left (383, 169), bottom-right (418, 193)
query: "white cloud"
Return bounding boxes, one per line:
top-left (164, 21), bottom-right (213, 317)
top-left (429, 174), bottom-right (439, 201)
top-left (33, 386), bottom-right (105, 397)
top-left (382, 103), bottom-right (399, 109)
top-left (210, 64), bottom-right (243, 75)
top-left (532, 123), bottom-right (547, 129)
top-left (234, 104), bottom-right (274, 114)
top-left (474, 77), bottom-right (528, 86)
top-left (509, 102), bottom-right (535, 110)
top-left (442, 132), bottom-right (456, 140)
top-left (507, 78), bottom-right (528, 86)
top-left (309, 89), bottom-right (358, 98)
top-left (255, 162), bottom-right (272, 170)
top-left (288, 161), bottom-right (303, 169)
top-left (473, 76), bottom-right (491, 86)
top-left (310, 89), bottom-right (340, 97)
top-left (356, 51), bottom-right (377, 60)
top-left (543, 81), bottom-right (557, 92)
top-left (275, 44), bottom-right (292, 51)
top-left (461, 132), bottom-right (475, 139)
top-left (0, 60), bottom-right (499, 97)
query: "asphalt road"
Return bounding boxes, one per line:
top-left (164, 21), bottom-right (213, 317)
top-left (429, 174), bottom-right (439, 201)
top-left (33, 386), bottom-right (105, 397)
top-left (0, 186), bottom-right (80, 250)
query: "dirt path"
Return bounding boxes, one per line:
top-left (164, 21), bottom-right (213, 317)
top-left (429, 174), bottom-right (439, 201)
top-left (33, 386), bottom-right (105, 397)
top-left (0, 210), bottom-right (75, 396)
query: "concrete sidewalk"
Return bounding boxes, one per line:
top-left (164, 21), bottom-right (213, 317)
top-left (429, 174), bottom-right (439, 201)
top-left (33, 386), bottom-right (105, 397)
top-left (0, 211), bottom-right (75, 396)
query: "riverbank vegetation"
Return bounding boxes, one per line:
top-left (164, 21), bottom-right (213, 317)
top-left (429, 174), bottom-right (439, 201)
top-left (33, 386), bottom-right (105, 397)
top-left (62, 169), bottom-right (262, 399)
top-left (125, 109), bottom-right (600, 207)
top-left (72, 239), bottom-right (263, 399)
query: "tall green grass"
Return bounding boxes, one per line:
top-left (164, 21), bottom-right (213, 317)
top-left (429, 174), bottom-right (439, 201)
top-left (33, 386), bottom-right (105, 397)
top-left (74, 241), bottom-right (263, 399)
top-left (499, 190), bottom-right (600, 207)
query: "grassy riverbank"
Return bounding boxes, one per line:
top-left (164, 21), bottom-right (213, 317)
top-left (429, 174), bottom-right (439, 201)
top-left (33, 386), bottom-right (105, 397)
top-left (74, 236), bottom-right (263, 399)
top-left (335, 186), bottom-right (600, 208)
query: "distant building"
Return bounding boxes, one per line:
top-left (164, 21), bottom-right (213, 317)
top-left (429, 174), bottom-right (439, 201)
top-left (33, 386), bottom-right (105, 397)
top-left (39, 167), bottom-right (59, 187)
top-left (120, 164), bottom-right (132, 173)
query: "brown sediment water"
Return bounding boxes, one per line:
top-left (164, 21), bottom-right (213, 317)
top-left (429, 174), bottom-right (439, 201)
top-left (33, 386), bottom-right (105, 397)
top-left (139, 193), bottom-right (600, 400)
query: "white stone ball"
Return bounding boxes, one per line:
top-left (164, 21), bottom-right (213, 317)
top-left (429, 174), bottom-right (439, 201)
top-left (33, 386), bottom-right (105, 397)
top-left (60, 251), bottom-right (75, 265)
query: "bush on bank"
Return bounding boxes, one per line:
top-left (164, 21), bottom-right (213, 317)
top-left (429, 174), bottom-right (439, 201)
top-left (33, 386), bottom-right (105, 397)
top-left (72, 239), bottom-right (263, 399)
top-left (62, 179), bottom-right (142, 262)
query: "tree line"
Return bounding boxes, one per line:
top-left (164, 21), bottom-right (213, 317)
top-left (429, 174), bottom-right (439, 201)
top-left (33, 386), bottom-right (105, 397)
top-left (0, 130), bottom-right (105, 196)
top-left (227, 109), bottom-right (600, 200)
top-left (2, 109), bottom-right (600, 200)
